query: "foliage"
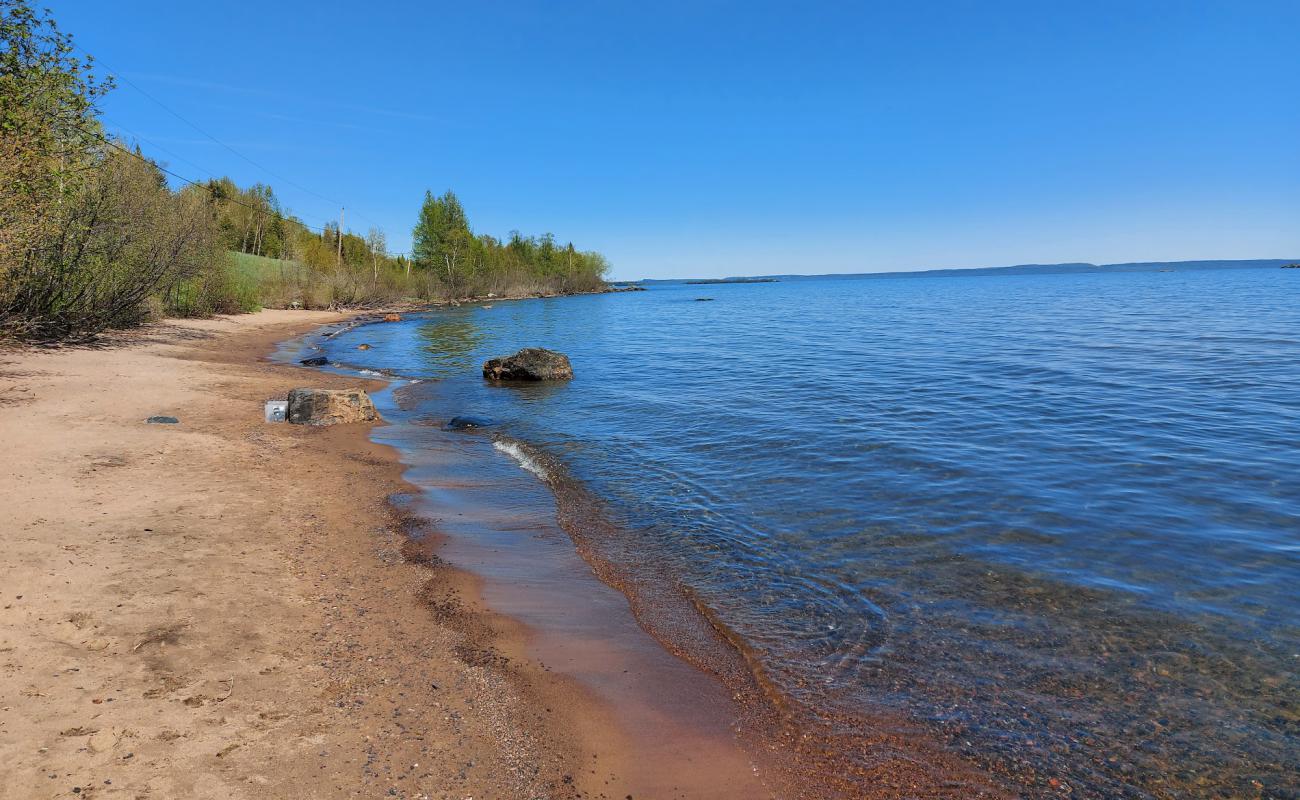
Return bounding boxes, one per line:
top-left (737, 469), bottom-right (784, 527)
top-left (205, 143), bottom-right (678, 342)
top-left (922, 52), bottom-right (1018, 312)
top-left (1, 142), bottom-right (220, 338)
top-left (0, 1), bottom-right (612, 340)
top-left (0, 1), bottom-right (228, 338)
top-left (412, 190), bottom-right (609, 300)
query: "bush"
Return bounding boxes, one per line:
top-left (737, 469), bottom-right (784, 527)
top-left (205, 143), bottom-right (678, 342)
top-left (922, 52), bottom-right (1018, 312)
top-left (0, 145), bottom-right (220, 340)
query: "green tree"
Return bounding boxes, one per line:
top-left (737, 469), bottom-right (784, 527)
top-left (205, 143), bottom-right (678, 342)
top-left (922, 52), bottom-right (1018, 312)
top-left (412, 189), bottom-right (471, 300)
top-left (365, 226), bottom-right (386, 283)
top-left (0, 0), bottom-right (113, 285)
top-left (412, 189), bottom-right (469, 267)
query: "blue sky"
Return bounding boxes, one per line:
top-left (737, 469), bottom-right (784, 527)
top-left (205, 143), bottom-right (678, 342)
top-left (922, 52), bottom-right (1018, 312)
top-left (53, 0), bottom-right (1300, 280)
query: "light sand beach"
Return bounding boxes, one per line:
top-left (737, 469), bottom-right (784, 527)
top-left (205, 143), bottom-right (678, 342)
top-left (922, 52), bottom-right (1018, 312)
top-left (0, 311), bottom-right (632, 799)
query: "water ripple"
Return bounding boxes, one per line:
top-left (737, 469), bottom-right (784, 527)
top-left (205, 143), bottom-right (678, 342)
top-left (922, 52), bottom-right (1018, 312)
top-left (325, 268), bottom-right (1300, 798)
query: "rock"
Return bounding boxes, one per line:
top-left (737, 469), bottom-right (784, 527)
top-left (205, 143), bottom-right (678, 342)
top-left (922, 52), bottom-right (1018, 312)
top-left (383, 313), bottom-right (402, 322)
top-left (286, 388), bottom-right (380, 426)
top-left (482, 348), bottom-right (573, 381)
top-left (357, 344), bottom-right (372, 351)
top-left (146, 416), bottom-right (179, 424)
top-left (695, 297), bottom-right (715, 301)
top-left (299, 355), bottom-right (328, 366)
top-left (444, 415), bottom-right (495, 431)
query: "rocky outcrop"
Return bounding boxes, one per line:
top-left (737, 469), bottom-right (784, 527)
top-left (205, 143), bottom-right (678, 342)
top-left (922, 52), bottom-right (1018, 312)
top-left (482, 348), bottom-right (573, 381)
top-left (287, 388), bottom-right (379, 426)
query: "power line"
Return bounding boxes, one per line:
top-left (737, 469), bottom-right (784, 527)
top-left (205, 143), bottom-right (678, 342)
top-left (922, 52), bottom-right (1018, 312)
top-left (93, 131), bottom-right (331, 235)
top-left (75, 45), bottom-right (388, 231)
top-left (101, 117), bottom-right (235, 190)
top-left (95, 127), bottom-right (410, 254)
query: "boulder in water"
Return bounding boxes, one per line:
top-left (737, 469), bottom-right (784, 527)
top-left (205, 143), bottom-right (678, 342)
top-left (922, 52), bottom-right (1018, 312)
top-left (287, 388), bottom-right (379, 426)
top-left (357, 343), bottom-right (372, 351)
top-left (482, 348), bottom-right (573, 381)
top-left (444, 415), bottom-right (495, 431)
top-left (299, 355), bottom-right (328, 366)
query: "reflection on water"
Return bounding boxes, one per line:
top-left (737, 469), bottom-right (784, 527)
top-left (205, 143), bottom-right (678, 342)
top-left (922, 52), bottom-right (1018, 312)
top-left (418, 317), bottom-right (485, 370)
top-left (321, 272), bottom-right (1300, 799)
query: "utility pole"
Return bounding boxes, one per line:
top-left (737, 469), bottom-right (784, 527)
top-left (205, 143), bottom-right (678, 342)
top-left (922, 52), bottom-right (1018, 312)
top-left (336, 207), bottom-right (345, 266)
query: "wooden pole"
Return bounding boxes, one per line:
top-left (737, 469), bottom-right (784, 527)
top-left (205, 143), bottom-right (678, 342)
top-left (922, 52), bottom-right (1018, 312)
top-left (336, 207), bottom-right (344, 266)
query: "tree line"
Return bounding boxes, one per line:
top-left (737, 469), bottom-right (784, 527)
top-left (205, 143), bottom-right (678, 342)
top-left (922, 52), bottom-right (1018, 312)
top-left (0, 0), bottom-right (610, 341)
top-left (413, 190), bottom-right (609, 299)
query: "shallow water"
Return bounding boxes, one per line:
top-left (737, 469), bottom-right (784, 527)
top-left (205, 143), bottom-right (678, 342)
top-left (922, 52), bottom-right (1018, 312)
top-left (312, 268), bottom-right (1300, 798)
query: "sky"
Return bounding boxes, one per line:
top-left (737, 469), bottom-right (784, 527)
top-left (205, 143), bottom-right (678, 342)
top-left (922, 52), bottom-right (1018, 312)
top-left (50, 0), bottom-right (1300, 280)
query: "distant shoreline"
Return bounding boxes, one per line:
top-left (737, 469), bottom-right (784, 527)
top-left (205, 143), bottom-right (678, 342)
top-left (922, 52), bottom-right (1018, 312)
top-left (635, 257), bottom-right (1299, 285)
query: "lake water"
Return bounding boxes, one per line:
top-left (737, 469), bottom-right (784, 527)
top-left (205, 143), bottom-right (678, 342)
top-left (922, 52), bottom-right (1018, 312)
top-left (309, 268), bottom-right (1299, 798)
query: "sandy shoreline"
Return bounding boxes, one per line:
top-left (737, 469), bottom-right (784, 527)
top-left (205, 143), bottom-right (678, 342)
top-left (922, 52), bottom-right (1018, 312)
top-left (0, 310), bottom-right (635, 799)
top-left (0, 308), bottom-right (1028, 800)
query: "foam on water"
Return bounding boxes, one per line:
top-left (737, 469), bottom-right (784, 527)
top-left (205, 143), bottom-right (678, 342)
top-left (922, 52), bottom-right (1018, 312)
top-left (493, 438), bottom-right (550, 481)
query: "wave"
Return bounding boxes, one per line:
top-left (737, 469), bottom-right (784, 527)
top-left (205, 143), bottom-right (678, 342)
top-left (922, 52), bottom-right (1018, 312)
top-left (492, 438), bottom-right (551, 482)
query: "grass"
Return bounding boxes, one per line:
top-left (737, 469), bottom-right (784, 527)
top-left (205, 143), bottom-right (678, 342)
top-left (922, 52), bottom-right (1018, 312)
top-left (225, 251), bottom-right (319, 310)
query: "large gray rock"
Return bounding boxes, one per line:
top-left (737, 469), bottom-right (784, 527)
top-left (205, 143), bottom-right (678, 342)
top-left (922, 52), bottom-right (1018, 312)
top-left (482, 348), bottom-right (573, 381)
top-left (287, 388), bottom-right (380, 426)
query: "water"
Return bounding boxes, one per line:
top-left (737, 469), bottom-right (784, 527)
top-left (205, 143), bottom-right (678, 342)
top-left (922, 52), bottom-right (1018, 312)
top-left (311, 268), bottom-right (1299, 798)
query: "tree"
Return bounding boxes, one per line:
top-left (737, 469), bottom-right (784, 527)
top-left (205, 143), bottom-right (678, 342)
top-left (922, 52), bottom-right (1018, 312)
top-left (412, 190), bottom-right (468, 264)
top-left (365, 227), bottom-right (386, 283)
top-left (412, 189), bottom-right (471, 300)
top-left (0, 0), bottom-right (113, 287)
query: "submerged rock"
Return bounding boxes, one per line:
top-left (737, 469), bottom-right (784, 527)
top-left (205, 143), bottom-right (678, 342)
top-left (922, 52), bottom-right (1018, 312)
top-left (383, 313), bottom-right (402, 322)
top-left (299, 355), bottom-right (329, 366)
top-left (146, 416), bottom-right (179, 424)
top-left (357, 343), bottom-right (372, 351)
top-left (482, 348), bottom-right (573, 381)
top-left (695, 297), bottom-right (715, 301)
top-left (286, 388), bottom-right (379, 426)
top-left (444, 415), bottom-right (495, 431)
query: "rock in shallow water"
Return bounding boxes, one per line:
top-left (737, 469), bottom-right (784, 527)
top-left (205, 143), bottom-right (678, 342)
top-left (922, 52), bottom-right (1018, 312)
top-left (444, 415), bottom-right (495, 431)
top-left (286, 388), bottom-right (379, 426)
top-left (482, 348), bottom-right (573, 381)
top-left (299, 355), bottom-right (328, 366)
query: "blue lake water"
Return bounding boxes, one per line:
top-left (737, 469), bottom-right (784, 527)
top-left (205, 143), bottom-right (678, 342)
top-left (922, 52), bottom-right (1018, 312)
top-left (316, 268), bottom-right (1299, 798)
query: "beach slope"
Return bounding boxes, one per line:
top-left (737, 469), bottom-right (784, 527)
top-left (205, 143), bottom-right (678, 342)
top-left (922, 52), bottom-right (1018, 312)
top-left (0, 311), bottom-right (585, 799)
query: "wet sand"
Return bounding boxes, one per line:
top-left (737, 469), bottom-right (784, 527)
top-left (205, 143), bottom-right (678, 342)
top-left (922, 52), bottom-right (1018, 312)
top-left (0, 310), bottom-right (738, 799)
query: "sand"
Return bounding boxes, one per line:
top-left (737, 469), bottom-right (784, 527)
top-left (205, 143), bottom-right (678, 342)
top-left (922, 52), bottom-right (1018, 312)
top-left (0, 309), bottom-right (1025, 800)
top-left (0, 311), bottom-right (619, 799)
